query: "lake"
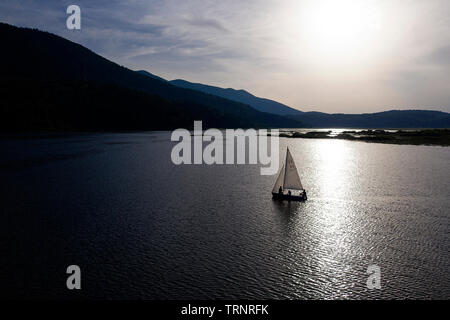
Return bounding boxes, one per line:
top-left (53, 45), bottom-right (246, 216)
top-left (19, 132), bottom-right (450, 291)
top-left (0, 132), bottom-right (449, 299)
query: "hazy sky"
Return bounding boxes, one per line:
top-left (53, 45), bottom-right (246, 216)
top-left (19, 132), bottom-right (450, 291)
top-left (1, 0), bottom-right (449, 113)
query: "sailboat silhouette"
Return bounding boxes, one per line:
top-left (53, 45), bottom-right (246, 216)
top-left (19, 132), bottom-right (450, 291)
top-left (272, 147), bottom-right (307, 201)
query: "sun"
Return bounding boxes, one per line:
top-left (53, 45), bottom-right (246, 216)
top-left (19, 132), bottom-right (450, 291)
top-left (301, 0), bottom-right (382, 57)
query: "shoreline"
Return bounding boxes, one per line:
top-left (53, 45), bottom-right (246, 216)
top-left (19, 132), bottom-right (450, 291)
top-left (279, 129), bottom-right (450, 146)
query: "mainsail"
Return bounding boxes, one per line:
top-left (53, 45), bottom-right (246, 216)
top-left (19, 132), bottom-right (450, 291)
top-left (283, 147), bottom-right (303, 190)
top-left (272, 147), bottom-right (303, 192)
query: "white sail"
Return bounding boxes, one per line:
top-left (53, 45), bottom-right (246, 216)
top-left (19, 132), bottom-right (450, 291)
top-left (282, 147), bottom-right (303, 190)
top-left (272, 164), bottom-right (285, 193)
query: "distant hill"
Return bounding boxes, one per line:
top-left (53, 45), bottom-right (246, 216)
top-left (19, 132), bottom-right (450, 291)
top-left (170, 79), bottom-right (302, 116)
top-left (290, 110), bottom-right (450, 128)
top-left (167, 77), bottom-right (449, 128)
top-left (0, 22), bottom-right (303, 131)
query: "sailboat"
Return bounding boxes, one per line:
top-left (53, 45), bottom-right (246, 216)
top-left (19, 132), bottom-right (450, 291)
top-left (272, 147), bottom-right (307, 201)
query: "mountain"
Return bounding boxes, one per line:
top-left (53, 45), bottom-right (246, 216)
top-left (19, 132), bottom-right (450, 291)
top-left (167, 78), bottom-right (449, 128)
top-left (0, 79), bottom-right (264, 132)
top-left (1, 22), bottom-right (447, 131)
top-left (290, 110), bottom-right (450, 128)
top-left (170, 79), bottom-right (302, 116)
top-left (0, 22), bottom-right (303, 131)
top-left (136, 70), bottom-right (168, 83)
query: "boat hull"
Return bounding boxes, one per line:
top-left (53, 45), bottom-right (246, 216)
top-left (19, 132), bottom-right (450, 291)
top-left (272, 191), bottom-right (307, 202)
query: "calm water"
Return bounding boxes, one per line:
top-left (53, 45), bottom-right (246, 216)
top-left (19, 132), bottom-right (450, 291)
top-left (0, 132), bottom-right (449, 299)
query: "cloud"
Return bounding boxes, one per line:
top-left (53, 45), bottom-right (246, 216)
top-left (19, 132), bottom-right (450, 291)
top-left (183, 16), bottom-right (229, 33)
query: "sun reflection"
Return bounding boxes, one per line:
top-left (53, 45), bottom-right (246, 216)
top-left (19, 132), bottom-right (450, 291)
top-left (307, 140), bottom-right (359, 296)
top-left (314, 139), bottom-right (354, 199)
top-left (273, 140), bottom-right (364, 297)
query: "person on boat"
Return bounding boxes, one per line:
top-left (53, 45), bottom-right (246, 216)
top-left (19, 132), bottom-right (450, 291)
top-left (288, 190), bottom-right (291, 197)
top-left (303, 190), bottom-right (307, 200)
top-left (278, 186), bottom-right (283, 195)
